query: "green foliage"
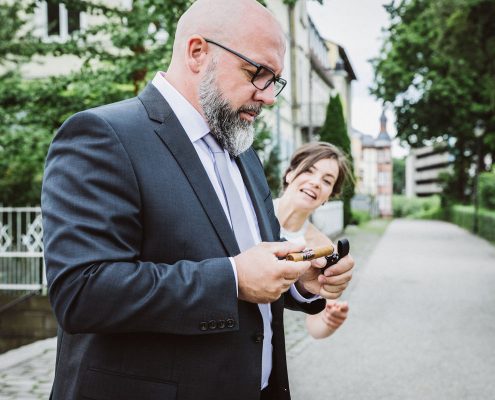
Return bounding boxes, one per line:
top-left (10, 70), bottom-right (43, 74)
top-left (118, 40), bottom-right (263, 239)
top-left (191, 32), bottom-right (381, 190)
top-left (1, 0), bottom-right (196, 205)
top-left (252, 118), bottom-right (282, 197)
top-left (450, 205), bottom-right (495, 242)
top-left (0, 1), bottom-right (50, 65)
top-left (393, 157), bottom-right (406, 194)
top-left (350, 210), bottom-right (371, 226)
top-left (437, 170), bottom-right (458, 212)
top-left (319, 95), bottom-right (349, 149)
top-left (479, 170), bottom-right (495, 210)
top-left (392, 195), bottom-right (442, 219)
top-left (0, 0), bottom-right (283, 206)
top-left (0, 128), bottom-right (52, 206)
top-left (319, 94), bottom-right (355, 226)
top-left (372, 0), bottom-right (495, 204)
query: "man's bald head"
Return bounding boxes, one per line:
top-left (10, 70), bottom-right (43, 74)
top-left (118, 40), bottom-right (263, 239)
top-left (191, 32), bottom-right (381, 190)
top-left (173, 0), bottom-right (285, 55)
top-left (165, 0), bottom-right (287, 141)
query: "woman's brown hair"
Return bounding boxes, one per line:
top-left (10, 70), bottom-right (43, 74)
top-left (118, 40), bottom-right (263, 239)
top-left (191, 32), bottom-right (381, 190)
top-left (282, 141), bottom-right (352, 197)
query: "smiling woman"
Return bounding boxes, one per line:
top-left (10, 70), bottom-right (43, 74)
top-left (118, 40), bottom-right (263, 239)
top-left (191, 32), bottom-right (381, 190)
top-left (274, 141), bottom-right (353, 339)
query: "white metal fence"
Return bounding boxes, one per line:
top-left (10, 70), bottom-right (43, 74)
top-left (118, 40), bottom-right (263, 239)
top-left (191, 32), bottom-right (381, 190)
top-left (0, 207), bottom-right (45, 292)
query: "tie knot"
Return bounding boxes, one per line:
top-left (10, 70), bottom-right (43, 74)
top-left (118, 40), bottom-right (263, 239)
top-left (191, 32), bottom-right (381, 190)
top-left (203, 134), bottom-right (224, 154)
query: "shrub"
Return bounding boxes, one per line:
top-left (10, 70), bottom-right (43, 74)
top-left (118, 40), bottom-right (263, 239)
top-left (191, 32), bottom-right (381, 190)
top-left (479, 171), bottom-right (495, 210)
top-left (392, 195), bottom-right (442, 219)
top-left (451, 205), bottom-right (495, 242)
top-left (350, 210), bottom-right (371, 225)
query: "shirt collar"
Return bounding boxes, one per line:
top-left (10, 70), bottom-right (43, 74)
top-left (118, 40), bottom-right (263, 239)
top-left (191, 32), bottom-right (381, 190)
top-left (151, 71), bottom-right (210, 143)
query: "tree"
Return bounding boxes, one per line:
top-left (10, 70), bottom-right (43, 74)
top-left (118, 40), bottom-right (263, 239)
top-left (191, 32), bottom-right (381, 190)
top-left (393, 157), bottom-right (406, 194)
top-left (318, 94), bottom-right (355, 226)
top-left (252, 117), bottom-right (282, 197)
top-left (0, 0), bottom-right (195, 205)
top-left (479, 169), bottom-right (495, 210)
top-left (0, 0), bottom-right (284, 205)
top-left (371, 0), bottom-right (495, 204)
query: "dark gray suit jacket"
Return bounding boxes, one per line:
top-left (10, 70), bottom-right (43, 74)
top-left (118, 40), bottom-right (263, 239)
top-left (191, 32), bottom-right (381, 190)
top-left (41, 83), bottom-right (325, 400)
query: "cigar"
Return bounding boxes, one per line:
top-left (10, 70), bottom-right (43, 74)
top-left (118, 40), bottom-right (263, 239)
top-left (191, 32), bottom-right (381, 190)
top-left (286, 245), bottom-right (334, 262)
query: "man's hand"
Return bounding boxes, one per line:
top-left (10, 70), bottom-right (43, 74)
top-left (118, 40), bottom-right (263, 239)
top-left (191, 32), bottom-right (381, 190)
top-left (234, 241), bottom-right (312, 304)
top-left (296, 254), bottom-right (354, 300)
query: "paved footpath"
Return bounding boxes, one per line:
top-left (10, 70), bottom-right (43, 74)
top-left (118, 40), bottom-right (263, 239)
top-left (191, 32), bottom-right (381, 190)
top-left (1, 219), bottom-right (494, 399)
top-left (0, 338), bottom-right (55, 399)
top-left (287, 219), bottom-right (495, 400)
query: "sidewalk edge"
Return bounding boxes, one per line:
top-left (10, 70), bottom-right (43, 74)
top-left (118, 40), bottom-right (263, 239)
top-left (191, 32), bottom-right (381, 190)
top-left (0, 337), bottom-right (56, 371)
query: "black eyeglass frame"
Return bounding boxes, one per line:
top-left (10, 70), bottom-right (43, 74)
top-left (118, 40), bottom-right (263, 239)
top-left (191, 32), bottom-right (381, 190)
top-left (204, 38), bottom-right (287, 97)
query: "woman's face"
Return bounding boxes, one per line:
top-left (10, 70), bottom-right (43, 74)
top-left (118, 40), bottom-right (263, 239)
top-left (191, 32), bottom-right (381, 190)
top-left (285, 158), bottom-right (340, 212)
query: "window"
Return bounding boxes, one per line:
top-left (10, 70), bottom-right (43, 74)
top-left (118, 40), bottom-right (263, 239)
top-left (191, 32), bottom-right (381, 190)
top-left (378, 172), bottom-right (390, 186)
top-left (47, 2), bottom-right (60, 36)
top-left (67, 8), bottom-right (80, 34)
top-left (378, 149), bottom-right (391, 163)
top-left (44, 2), bottom-right (80, 39)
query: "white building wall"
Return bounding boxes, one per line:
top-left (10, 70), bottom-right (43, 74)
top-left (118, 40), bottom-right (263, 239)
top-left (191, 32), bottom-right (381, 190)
top-left (312, 201), bottom-right (344, 238)
top-left (406, 154), bottom-right (415, 197)
top-left (362, 148), bottom-right (378, 196)
top-left (266, 0), bottom-right (334, 163)
top-left (405, 146), bottom-right (452, 197)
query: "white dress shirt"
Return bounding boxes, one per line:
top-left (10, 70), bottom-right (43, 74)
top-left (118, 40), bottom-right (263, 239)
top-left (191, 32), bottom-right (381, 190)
top-left (151, 72), bottom-right (314, 389)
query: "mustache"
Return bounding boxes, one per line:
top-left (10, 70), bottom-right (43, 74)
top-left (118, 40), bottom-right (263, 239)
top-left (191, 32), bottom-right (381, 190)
top-left (238, 104), bottom-right (262, 117)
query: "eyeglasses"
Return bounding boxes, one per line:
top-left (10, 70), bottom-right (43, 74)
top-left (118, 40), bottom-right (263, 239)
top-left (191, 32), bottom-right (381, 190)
top-left (205, 38), bottom-right (287, 97)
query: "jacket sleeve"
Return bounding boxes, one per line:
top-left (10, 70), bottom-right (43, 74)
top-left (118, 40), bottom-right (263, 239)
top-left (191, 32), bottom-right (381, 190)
top-left (284, 292), bottom-right (325, 314)
top-left (41, 111), bottom-right (238, 335)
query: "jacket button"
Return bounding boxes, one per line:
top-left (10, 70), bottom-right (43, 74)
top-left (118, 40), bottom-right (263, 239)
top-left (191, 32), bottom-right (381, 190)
top-left (199, 322), bottom-right (208, 331)
top-left (226, 318), bottom-right (235, 328)
top-left (253, 333), bottom-right (264, 343)
top-left (218, 319), bottom-right (226, 329)
top-left (208, 320), bottom-right (217, 330)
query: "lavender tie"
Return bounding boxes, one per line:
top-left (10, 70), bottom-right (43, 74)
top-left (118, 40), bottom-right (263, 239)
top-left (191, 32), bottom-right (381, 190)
top-left (203, 134), bottom-right (254, 251)
top-left (203, 134), bottom-right (273, 389)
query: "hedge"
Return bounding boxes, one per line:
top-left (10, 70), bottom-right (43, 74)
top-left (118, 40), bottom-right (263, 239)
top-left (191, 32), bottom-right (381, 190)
top-left (451, 205), bottom-right (495, 243)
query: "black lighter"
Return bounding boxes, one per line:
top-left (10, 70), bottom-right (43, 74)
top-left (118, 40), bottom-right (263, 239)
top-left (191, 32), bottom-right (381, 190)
top-left (321, 238), bottom-right (350, 274)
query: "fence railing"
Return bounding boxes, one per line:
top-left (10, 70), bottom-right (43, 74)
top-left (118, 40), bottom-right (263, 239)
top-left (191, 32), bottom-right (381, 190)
top-left (0, 207), bottom-right (45, 292)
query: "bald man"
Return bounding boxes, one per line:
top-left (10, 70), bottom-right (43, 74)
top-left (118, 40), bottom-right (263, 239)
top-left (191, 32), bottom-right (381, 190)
top-left (41, 1), bottom-right (354, 399)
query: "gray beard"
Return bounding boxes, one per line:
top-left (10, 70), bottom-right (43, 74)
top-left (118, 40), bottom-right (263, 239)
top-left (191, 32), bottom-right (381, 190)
top-left (198, 65), bottom-right (260, 157)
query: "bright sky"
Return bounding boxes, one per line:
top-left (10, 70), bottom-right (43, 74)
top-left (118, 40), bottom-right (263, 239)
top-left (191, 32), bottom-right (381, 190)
top-left (307, 0), bottom-right (408, 158)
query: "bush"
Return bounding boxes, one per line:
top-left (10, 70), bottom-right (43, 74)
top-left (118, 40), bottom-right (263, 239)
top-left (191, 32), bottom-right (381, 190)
top-left (479, 171), bottom-right (495, 210)
top-left (350, 210), bottom-right (371, 225)
top-left (392, 195), bottom-right (442, 219)
top-left (451, 205), bottom-right (495, 242)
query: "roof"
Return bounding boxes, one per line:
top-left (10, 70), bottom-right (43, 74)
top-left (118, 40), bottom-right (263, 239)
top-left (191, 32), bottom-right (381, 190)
top-left (352, 128), bottom-right (391, 149)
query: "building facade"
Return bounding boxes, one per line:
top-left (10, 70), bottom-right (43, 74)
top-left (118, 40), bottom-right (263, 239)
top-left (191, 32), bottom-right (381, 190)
top-left (14, 0), bottom-right (357, 231)
top-left (265, 1), bottom-right (336, 165)
top-left (325, 40), bottom-right (356, 138)
top-left (405, 145), bottom-right (453, 197)
top-left (352, 111), bottom-right (393, 217)
top-left (19, 1), bottom-right (355, 158)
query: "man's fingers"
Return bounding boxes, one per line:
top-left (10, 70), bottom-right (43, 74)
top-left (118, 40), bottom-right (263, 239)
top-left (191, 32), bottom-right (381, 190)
top-left (319, 270), bottom-right (353, 286)
top-left (280, 260), bottom-right (311, 280)
top-left (321, 292), bottom-right (341, 300)
top-left (322, 282), bottom-right (348, 293)
top-left (323, 254), bottom-right (354, 276)
top-left (310, 256), bottom-right (327, 269)
top-left (261, 241), bottom-right (306, 258)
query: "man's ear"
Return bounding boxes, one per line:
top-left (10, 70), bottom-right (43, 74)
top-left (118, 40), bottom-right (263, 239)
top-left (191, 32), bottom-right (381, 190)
top-left (186, 35), bottom-right (209, 73)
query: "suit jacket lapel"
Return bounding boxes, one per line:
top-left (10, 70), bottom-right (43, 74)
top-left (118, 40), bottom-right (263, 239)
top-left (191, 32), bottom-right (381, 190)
top-left (139, 84), bottom-right (240, 256)
top-left (236, 150), bottom-right (275, 242)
